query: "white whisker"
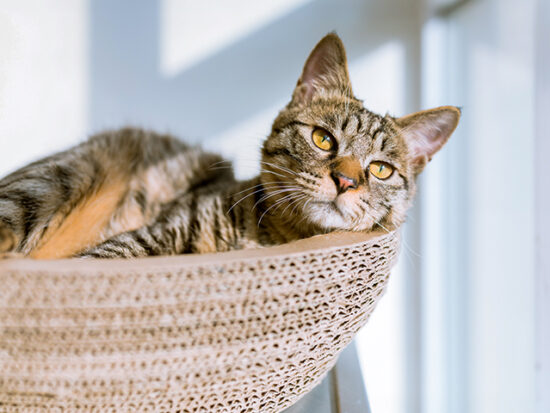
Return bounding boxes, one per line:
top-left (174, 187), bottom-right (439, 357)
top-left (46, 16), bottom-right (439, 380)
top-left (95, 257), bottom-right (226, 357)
top-left (260, 161), bottom-right (298, 176)
top-left (253, 187), bottom-right (300, 210)
top-left (227, 184), bottom-right (295, 214)
top-left (230, 181), bottom-right (294, 197)
top-left (257, 193), bottom-right (298, 227)
top-left (260, 169), bottom-right (289, 179)
top-left (279, 193), bottom-right (307, 217)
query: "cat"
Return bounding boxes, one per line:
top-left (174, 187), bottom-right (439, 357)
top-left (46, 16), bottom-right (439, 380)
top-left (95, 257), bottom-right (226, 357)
top-left (0, 33), bottom-right (460, 259)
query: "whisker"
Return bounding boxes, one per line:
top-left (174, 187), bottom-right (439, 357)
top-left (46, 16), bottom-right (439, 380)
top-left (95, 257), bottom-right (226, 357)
top-left (253, 187), bottom-right (301, 210)
top-left (227, 184), bottom-right (300, 214)
top-left (257, 196), bottom-right (293, 227)
top-left (208, 159), bottom-right (233, 167)
top-left (363, 205), bottom-right (421, 260)
top-left (260, 161), bottom-right (298, 177)
top-left (295, 198), bottom-right (312, 227)
top-left (227, 188), bottom-right (268, 213)
top-left (260, 169), bottom-right (289, 179)
top-left (230, 181), bottom-right (294, 197)
top-left (207, 166), bottom-right (236, 171)
top-left (287, 194), bottom-right (308, 217)
top-left (279, 193), bottom-right (307, 217)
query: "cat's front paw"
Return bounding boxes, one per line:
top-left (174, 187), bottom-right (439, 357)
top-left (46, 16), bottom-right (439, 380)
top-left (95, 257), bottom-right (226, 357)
top-left (0, 251), bottom-right (26, 260)
top-left (75, 252), bottom-right (98, 259)
top-left (75, 247), bottom-right (117, 259)
top-left (0, 224), bottom-right (18, 253)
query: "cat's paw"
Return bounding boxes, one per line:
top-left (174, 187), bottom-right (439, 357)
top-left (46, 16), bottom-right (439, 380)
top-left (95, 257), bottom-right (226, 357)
top-left (0, 224), bottom-right (18, 253)
top-left (0, 251), bottom-right (26, 260)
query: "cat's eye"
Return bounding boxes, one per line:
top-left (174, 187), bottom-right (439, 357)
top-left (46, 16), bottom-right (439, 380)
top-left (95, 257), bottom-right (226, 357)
top-left (369, 161), bottom-right (394, 180)
top-left (312, 128), bottom-right (335, 151)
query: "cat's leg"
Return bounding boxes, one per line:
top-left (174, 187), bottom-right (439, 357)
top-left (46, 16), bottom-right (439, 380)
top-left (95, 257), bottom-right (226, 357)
top-left (0, 158), bottom-right (98, 256)
top-left (77, 194), bottom-right (199, 258)
top-left (0, 222), bottom-right (18, 253)
top-left (0, 221), bottom-right (25, 259)
top-left (0, 188), bottom-right (32, 254)
top-left (0, 128), bottom-right (236, 258)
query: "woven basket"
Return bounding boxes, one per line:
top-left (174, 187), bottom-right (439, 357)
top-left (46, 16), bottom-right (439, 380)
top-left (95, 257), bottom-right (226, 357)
top-left (0, 230), bottom-right (399, 412)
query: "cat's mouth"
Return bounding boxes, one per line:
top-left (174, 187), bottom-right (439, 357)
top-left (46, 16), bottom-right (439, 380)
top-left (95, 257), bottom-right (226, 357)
top-left (306, 199), bottom-right (350, 229)
top-left (324, 200), bottom-right (345, 217)
top-left (312, 194), bottom-right (353, 214)
top-left (310, 199), bottom-right (342, 213)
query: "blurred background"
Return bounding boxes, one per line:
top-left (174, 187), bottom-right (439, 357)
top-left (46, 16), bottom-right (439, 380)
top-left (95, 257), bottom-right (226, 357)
top-left (0, 1), bottom-right (548, 412)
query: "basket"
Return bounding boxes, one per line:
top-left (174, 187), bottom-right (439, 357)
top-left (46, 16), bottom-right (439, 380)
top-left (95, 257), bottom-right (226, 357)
top-left (0, 230), bottom-right (399, 412)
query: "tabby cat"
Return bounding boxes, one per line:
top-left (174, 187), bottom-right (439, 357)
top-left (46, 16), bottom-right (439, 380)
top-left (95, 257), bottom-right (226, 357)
top-left (0, 34), bottom-right (459, 259)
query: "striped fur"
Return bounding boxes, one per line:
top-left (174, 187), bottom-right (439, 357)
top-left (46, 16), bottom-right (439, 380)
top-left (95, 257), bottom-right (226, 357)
top-left (0, 34), bottom-right (460, 259)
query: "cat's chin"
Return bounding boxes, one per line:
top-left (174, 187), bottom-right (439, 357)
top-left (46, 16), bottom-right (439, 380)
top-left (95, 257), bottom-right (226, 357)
top-left (306, 200), bottom-right (354, 230)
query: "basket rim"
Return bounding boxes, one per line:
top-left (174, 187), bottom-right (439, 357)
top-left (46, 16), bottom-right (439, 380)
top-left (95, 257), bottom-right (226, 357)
top-left (0, 230), bottom-right (397, 273)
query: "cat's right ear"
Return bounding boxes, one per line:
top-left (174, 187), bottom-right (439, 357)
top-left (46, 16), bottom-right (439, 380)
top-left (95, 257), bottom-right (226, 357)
top-left (291, 33), bottom-right (353, 105)
top-left (396, 106), bottom-right (461, 175)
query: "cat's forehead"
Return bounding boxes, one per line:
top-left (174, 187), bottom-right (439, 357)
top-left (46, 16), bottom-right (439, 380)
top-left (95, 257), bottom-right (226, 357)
top-left (303, 99), bottom-right (400, 145)
top-left (295, 98), bottom-right (408, 167)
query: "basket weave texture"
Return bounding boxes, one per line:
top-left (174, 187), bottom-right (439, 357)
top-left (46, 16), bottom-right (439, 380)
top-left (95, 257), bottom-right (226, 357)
top-left (0, 230), bottom-right (399, 412)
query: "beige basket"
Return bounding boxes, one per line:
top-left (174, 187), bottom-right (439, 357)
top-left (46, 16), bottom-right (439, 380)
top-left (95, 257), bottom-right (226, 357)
top-left (0, 230), bottom-right (399, 412)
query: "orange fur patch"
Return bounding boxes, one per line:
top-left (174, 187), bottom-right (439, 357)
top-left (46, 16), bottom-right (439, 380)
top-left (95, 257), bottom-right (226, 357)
top-left (31, 179), bottom-right (127, 259)
top-left (335, 157), bottom-right (361, 182)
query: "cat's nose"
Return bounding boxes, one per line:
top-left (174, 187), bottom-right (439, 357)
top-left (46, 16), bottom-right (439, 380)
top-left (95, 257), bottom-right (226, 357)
top-left (331, 171), bottom-right (357, 194)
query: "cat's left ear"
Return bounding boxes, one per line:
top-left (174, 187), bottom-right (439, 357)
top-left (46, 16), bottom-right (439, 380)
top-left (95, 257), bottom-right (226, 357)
top-left (291, 33), bottom-right (353, 105)
top-left (396, 106), bottom-right (461, 175)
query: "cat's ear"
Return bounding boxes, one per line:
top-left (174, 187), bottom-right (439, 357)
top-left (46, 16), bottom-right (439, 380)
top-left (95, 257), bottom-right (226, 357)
top-left (396, 106), bottom-right (461, 175)
top-left (291, 33), bottom-right (353, 104)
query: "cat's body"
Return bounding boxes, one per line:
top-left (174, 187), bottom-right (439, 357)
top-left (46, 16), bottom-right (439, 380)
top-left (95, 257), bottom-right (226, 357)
top-left (0, 128), bottom-right (264, 258)
top-left (0, 34), bottom-right (460, 259)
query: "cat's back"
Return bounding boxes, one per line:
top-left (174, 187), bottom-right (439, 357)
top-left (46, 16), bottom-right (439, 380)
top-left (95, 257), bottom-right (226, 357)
top-left (83, 127), bottom-right (190, 170)
top-left (0, 127), bottom-right (233, 258)
top-left (1, 128), bottom-right (191, 187)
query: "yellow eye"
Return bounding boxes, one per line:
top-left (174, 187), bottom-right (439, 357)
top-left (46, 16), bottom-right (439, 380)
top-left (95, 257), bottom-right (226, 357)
top-left (312, 128), bottom-right (335, 151)
top-left (369, 161), bottom-right (394, 180)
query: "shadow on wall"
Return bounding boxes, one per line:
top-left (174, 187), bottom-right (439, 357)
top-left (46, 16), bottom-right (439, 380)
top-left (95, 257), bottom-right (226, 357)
top-left (90, 0), bottom-right (418, 141)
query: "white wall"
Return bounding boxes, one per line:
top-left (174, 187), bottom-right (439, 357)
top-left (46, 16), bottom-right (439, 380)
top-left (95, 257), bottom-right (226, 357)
top-left (454, 2), bottom-right (535, 411)
top-left (535, 2), bottom-right (550, 412)
top-left (421, 1), bottom-right (537, 412)
top-left (0, 0), bottom-right (88, 177)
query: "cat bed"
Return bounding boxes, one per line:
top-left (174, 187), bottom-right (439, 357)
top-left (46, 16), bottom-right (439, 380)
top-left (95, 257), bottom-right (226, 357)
top-left (0, 230), bottom-right (399, 412)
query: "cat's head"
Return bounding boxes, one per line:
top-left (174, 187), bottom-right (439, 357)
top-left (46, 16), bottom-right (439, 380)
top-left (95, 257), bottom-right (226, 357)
top-left (261, 33), bottom-right (460, 234)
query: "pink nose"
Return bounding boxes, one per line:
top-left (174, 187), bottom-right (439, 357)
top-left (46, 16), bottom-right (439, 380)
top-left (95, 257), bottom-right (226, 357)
top-left (331, 172), bottom-right (357, 194)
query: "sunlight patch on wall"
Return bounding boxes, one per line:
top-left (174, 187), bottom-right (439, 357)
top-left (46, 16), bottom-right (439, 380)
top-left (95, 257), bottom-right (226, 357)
top-left (0, 0), bottom-right (88, 177)
top-left (349, 41), bottom-right (406, 116)
top-left (160, 0), bottom-right (312, 77)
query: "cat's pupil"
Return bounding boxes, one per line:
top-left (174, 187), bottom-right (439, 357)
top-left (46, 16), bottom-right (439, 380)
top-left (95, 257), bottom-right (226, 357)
top-left (378, 165), bottom-right (385, 173)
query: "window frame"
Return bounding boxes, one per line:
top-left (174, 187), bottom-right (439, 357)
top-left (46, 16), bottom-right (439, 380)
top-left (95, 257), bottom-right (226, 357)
top-left (535, 0), bottom-right (550, 411)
